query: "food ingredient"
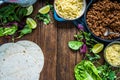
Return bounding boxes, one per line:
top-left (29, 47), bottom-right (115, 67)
top-left (16, 40), bottom-right (44, 72)
top-left (26, 6), bottom-right (33, 16)
top-left (38, 5), bottom-right (50, 14)
top-left (74, 60), bottom-right (102, 80)
top-left (86, 53), bottom-right (101, 62)
top-left (36, 14), bottom-right (51, 25)
top-left (105, 43), bottom-right (120, 67)
top-left (68, 24), bottom-right (120, 80)
top-left (0, 40), bottom-right (44, 80)
top-left (0, 25), bottom-right (18, 37)
top-left (36, 5), bottom-right (53, 25)
top-left (26, 18), bottom-right (37, 29)
top-left (0, 4), bottom-right (27, 24)
top-left (18, 25), bottom-right (32, 38)
top-left (87, 0), bottom-right (120, 39)
top-left (0, 4), bottom-right (36, 39)
top-left (68, 41), bottom-right (83, 50)
top-left (97, 63), bottom-right (117, 80)
top-left (68, 24), bottom-right (98, 54)
top-left (55, 0), bottom-right (83, 20)
top-left (92, 43), bottom-right (104, 54)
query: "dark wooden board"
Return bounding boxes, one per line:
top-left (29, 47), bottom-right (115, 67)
top-left (0, 0), bottom-right (120, 80)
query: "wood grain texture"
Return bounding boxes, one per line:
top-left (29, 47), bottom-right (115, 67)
top-left (0, 0), bottom-right (78, 80)
top-left (1, 0), bottom-right (119, 80)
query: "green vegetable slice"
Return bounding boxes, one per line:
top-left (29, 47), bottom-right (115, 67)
top-left (26, 18), bottom-right (37, 29)
top-left (38, 5), bottom-right (50, 14)
top-left (92, 43), bottom-right (104, 54)
top-left (68, 41), bottom-right (83, 50)
top-left (26, 6), bottom-right (33, 16)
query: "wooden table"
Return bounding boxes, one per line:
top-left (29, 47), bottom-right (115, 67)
top-left (0, 0), bottom-right (79, 80)
top-left (0, 0), bottom-right (119, 80)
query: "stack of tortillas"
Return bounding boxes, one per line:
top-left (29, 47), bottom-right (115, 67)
top-left (0, 40), bottom-right (44, 80)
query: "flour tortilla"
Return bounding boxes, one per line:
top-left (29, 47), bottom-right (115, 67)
top-left (16, 40), bottom-right (44, 72)
top-left (0, 43), bottom-right (14, 58)
top-left (4, 43), bottom-right (26, 57)
top-left (0, 53), bottom-right (40, 80)
top-left (0, 43), bottom-right (28, 65)
top-left (0, 43), bottom-right (14, 53)
top-left (1, 70), bottom-right (40, 80)
top-left (0, 40), bottom-right (44, 80)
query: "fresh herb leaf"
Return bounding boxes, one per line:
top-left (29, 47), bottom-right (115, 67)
top-left (97, 63), bottom-right (117, 80)
top-left (36, 4), bottom-right (53, 25)
top-left (108, 71), bottom-right (116, 80)
top-left (36, 13), bottom-right (51, 25)
top-left (0, 4), bottom-right (27, 24)
top-left (86, 53), bottom-right (101, 62)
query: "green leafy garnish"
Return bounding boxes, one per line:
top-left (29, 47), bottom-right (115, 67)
top-left (0, 4), bottom-right (27, 24)
top-left (86, 53), bottom-right (101, 62)
top-left (36, 13), bottom-right (51, 25)
top-left (36, 4), bottom-right (53, 25)
top-left (97, 63), bottom-right (116, 80)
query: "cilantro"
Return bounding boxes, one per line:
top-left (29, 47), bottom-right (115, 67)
top-left (36, 13), bottom-right (51, 25)
top-left (36, 4), bottom-right (53, 25)
top-left (97, 63), bottom-right (117, 80)
top-left (86, 53), bottom-right (101, 62)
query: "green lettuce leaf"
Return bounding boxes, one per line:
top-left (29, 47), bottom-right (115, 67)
top-left (0, 27), bottom-right (4, 36)
top-left (74, 60), bottom-right (102, 80)
top-left (3, 25), bottom-right (18, 35)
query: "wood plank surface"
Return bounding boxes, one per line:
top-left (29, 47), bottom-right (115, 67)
top-left (0, 0), bottom-right (120, 80)
top-left (0, 0), bottom-right (79, 80)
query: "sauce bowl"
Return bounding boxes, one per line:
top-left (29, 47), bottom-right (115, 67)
top-left (104, 41), bottom-right (120, 67)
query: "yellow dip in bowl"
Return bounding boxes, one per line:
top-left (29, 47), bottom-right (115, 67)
top-left (104, 41), bottom-right (120, 67)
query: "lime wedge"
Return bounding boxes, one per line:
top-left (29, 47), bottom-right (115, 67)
top-left (92, 43), bottom-right (104, 53)
top-left (38, 5), bottom-right (50, 14)
top-left (26, 18), bottom-right (37, 29)
top-left (26, 6), bottom-right (33, 16)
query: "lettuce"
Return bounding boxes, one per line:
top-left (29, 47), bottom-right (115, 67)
top-left (74, 60), bottom-right (102, 80)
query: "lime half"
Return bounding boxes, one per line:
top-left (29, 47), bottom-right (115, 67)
top-left (38, 5), bottom-right (50, 14)
top-left (26, 18), bottom-right (37, 29)
top-left (92, 43), bottom-right (104, 53)
top-left (26, 6), bottom-right (33, 16)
